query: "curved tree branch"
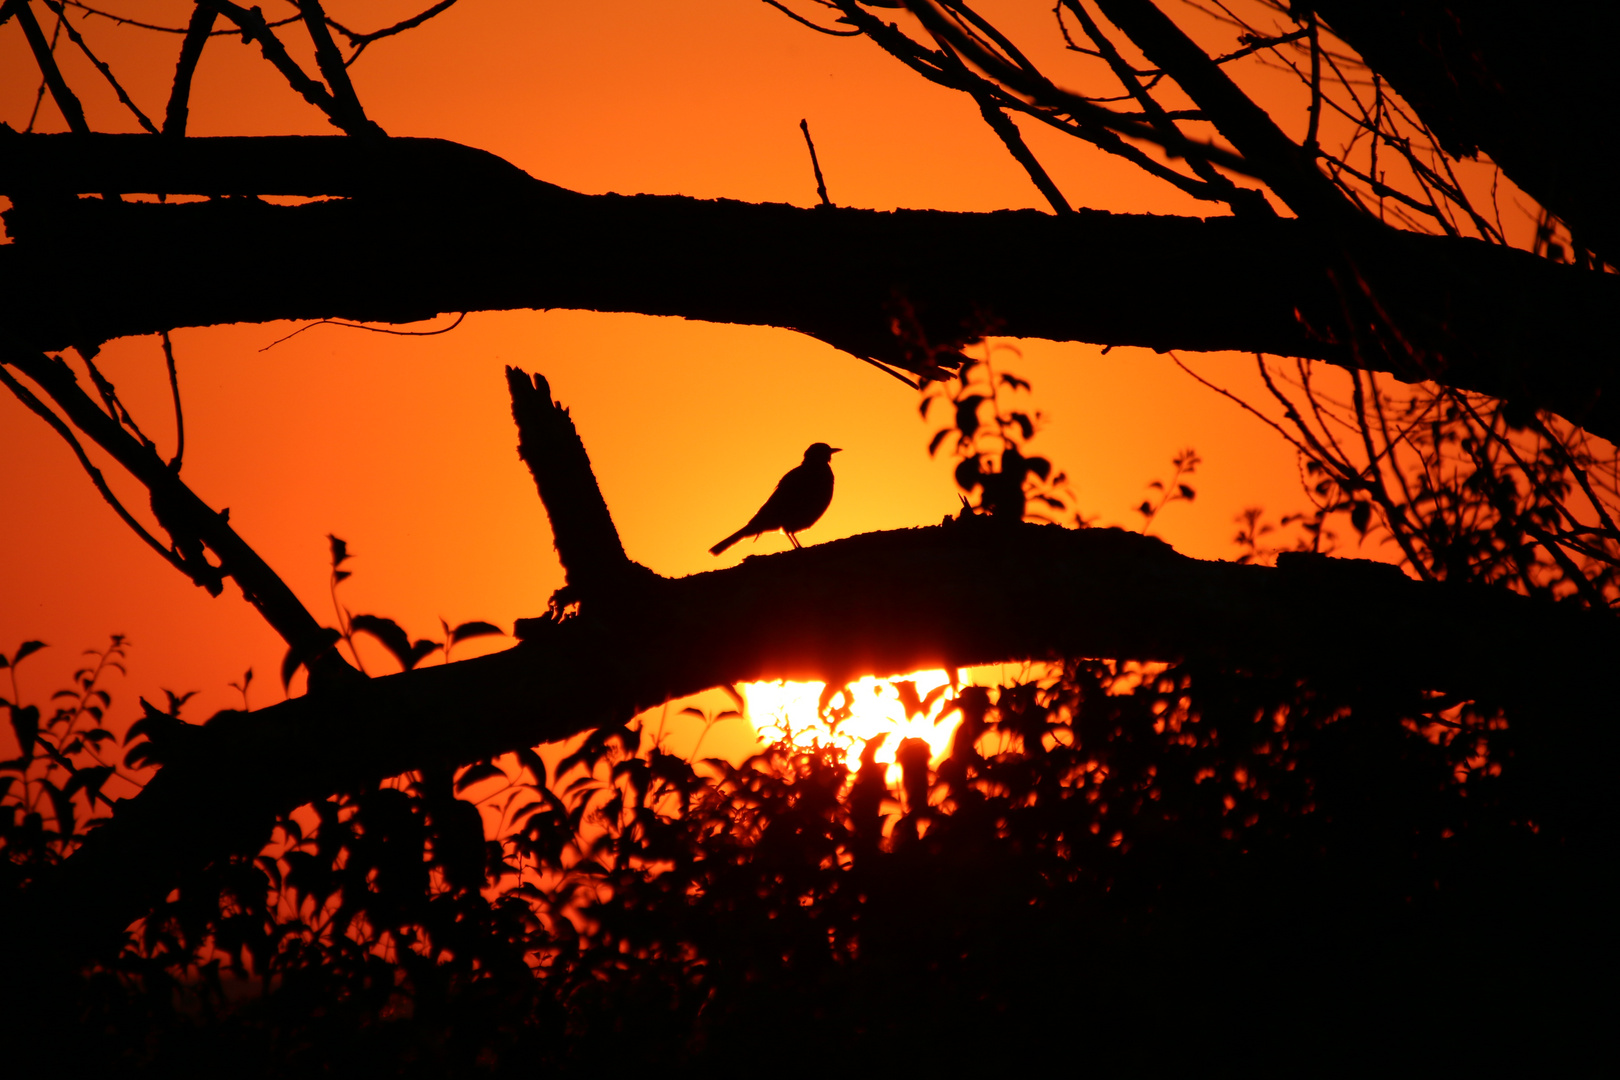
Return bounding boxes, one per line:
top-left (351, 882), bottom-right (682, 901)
top-left (2, 135), bottom-right (1615, 440)
top-left (6, 368), bottom-right (1614, 973)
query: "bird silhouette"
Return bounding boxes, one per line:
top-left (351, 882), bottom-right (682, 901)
top-left (710, 442), bottom-right (840, 555)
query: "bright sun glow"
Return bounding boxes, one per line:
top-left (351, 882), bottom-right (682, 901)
top-left (742, 670), bottom-right (963, 765)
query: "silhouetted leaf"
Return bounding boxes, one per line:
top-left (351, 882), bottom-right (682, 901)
top-left (408, 639), bottom-right (442, 669)
top-left (350, 614), bottom-right (415, 670)
top-left (1178, 484), bottom-right (1196, 500)
top-left (999, 373), bottom-right (1031, 391)
top-left (280, 627), bottom-right (342, 689)
top-left (8, 703), bottom-right (39, 758)
top-left (455, 761), bottom-right (506, 793)
top-left (327, 534), bottom-right (351, 568)
top-left (1009, 411), bottom-right (1035, 440)
top-left (1351, 500), bottom-right (1373, 534)
top-left (14, 640), bottom-right (46, 665)
top-left (955, 395), bottom-right (986, 438)
top-left (42, 777), bottom-right (75, 839)
top-left (63, 765), bottom-right (115, 808)
top-left (954, 457), bottom-right (983, 494)
top-left (927, 428), bottom-right (953, 457)
top-left (515, 747), bottom-right (548, 787)
top-left (451, 620), bottom-right (504, 644)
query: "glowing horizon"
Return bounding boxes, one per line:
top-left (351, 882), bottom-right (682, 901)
top-left (742, 669), bottom-right (963, 765)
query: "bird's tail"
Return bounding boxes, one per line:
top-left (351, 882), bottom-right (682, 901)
top-left (710, 528), bottom-right (749, 556)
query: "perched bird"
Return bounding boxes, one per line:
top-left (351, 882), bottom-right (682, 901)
top-left (710, 442), bottom-right (840, 555)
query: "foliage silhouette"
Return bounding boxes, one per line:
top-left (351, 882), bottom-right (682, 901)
top-left (1, 1), bottom-right (1614, 1071)
top-left (2, 357), bottom-right (1597, 1073)
top-left (8, 638), bottom-right (1583, 1072)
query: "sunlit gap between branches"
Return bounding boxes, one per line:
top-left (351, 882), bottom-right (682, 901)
top-left (741, 668), bottom-right (1011, 766)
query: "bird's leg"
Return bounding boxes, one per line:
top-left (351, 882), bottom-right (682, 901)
top-left (788, 531), bottom-right (802, 550)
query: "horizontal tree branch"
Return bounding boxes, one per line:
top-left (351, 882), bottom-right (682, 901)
top-left (1, 135), bottom-right (1616, 439)
top-left (8, 516), bottom-right (1614, 969)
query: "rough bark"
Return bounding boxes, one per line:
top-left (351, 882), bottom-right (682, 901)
top-left (3, 135), bottom-right (1616, 439)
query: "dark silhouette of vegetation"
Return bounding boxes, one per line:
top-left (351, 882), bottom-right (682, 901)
top-left (2, 0), bottom-right (1614, 1071)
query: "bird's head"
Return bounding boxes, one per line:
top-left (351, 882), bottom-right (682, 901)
top-left (804, 442), bottom-right (842, 463)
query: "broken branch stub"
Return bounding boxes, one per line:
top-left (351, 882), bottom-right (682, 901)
top-left (505, 366), bottom-right (652, 603)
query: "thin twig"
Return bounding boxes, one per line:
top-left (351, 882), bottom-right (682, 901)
top-left (57, 0), bottom-right (297, 35)
top-left (0, 361), bottom-right (187, 574)
top-left (1302, 9), bottom-right (1320, 152)
top-left (761, 0), bottom-right (861, 37)
top-left (799, 119), bottom-right (832, 207)
top-left (7, 0), bottom-right (91, 134)
top-left (196, 0), bottom-right (367, 138)
top-left (40, 0), bottom-right (159, 134)
top-left (163, 3), bottom-right (217, 138)
top-left (296, 0), bottom-right (382, 137)
top-left (258, 312), bottom-right (467, 352)
top-left (160, 331), bottom-right (185, 468)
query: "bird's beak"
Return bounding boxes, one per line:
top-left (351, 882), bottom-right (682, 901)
top-left (831, 447), bottom-right (843, 453)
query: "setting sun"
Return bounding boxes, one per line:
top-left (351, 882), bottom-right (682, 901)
top-left (743, 670), bottom-right (963, 764)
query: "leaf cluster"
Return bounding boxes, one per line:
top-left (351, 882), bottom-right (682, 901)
top-left (921, 343), bottom-right (1075, 524)
top-left (1, 636), bottom-right (131, 885)
top-left (44, 647), bottom-right (1566, 1072)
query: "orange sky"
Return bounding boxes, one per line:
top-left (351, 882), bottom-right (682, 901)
top-left (2, 2), bottom-right (1443, 736)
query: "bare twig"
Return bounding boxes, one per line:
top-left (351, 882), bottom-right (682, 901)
top-left (0, 361), bottom-right (189, 575)
top-left (1060, 0), bottom-right (1265, 217)
top-left (1303, 9), bottom-right (1321, 152)
top-left (326, 0), bottom-right (469, 65)
top-left (163, 4), bottom-right (217, 138)
top-left (56, 0), bottom-right (296, 34)
top-left (295, 0), bottom-right (382, 137)
top-left (195, 0), bottom-right (377, 138)
top-left (1, 340), bottom-right (349, 659)
top-left (6, 0), bottom-right (91, 134)
top-left (160, 331), bottom-right (184, 468)
top-left (761, 0), bottom-right (861, 37)
top-left (257, 312), bottom-right (467, 352)
top-left (39, 0), bottom-right (159, 134)
top-left (798, 118), bottom-right (832, 207)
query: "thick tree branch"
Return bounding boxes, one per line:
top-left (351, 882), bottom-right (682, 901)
top-left (1, 135), bottom-right (1616, 439)
top-left (7, 509), bottom-right (1616, 969)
